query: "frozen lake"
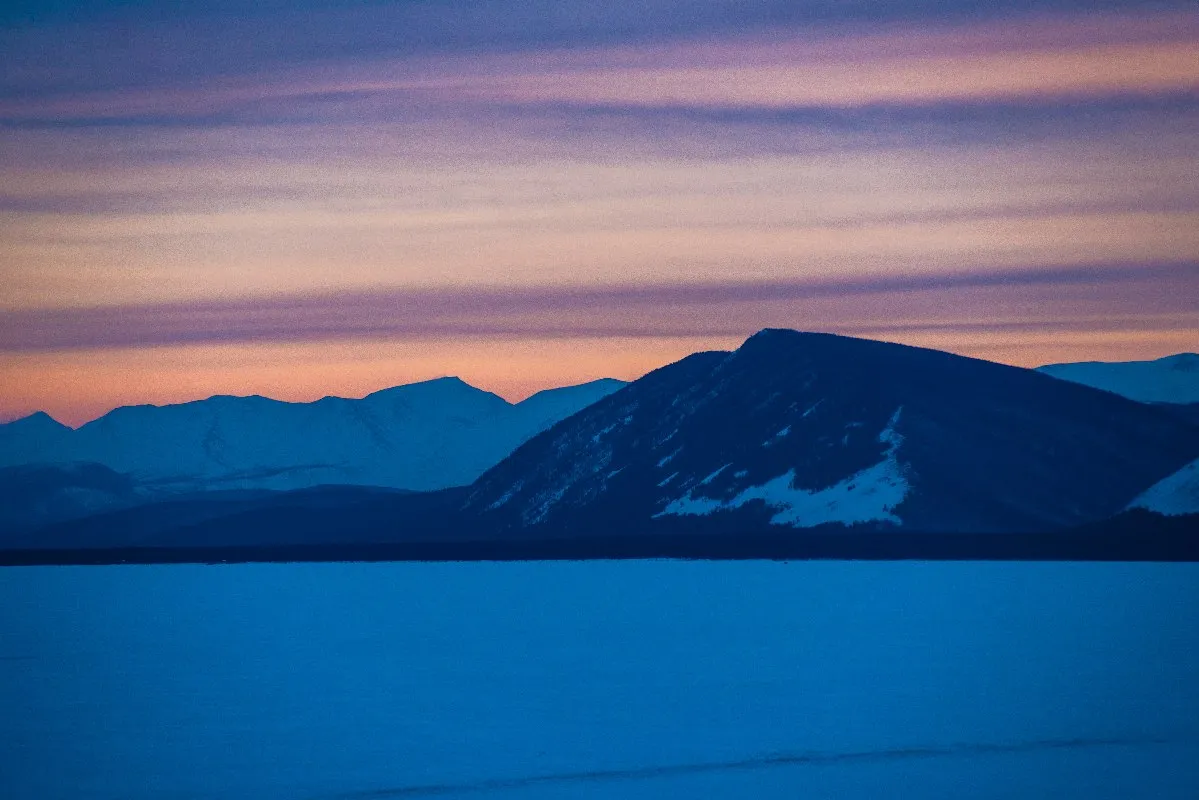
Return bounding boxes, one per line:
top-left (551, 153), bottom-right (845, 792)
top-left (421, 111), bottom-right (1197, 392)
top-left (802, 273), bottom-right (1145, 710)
top-left (3, 560), bottom-right (1199, 799)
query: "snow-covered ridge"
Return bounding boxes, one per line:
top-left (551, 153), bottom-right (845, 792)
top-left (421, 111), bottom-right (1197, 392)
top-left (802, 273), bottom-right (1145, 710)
top-left (1130, 457), bottom-right (1199, 517)
top-left (1037, 353), bottom-right (1199, 404)
top-left (0, 377), bottom-right (626, 493)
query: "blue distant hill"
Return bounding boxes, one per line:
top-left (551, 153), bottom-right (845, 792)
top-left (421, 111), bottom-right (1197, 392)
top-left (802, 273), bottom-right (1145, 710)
top-left (1038, 353), bottom-right (1199, 404)
top-left (0, 377), bottom-right (626, 496)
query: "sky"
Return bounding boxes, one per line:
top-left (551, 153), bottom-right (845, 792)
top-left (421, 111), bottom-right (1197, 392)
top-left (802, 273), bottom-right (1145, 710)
top-left (1, 0), bottom-right (1196, 425)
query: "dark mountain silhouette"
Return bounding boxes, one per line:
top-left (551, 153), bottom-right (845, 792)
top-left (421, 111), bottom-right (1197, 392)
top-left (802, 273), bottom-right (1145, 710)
top-left (1154, 402), bottom-right (1199, 427)
top-left (466, 330), bottom-right (1199, 535)
top-left (12, 485), bottom-right (455, 551)
top-left (0, 462), bottom-right (143, 536)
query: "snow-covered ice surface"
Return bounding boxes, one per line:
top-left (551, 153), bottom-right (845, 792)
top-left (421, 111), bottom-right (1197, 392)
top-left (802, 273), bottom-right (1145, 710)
top-left (3, 561), bottom-right (1199, 799)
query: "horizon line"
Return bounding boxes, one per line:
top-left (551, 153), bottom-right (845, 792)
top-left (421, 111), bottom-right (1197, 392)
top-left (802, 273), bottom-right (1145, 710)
top-left (3, 327), bottom-right (1192, 429)
top-left (0, 375), bottom-right (632, 430)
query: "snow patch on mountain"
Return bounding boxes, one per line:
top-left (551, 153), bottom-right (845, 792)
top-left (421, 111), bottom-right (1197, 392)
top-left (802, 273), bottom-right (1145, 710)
top-left (656, 447), bottom-right (680, 467)
top-left (1130, 458), bottom-right (1199, 516)
top-left (698, 464), bottom-right (731, 487)
top-left (486, 480), bottom-right (524, 511)
top-left (657, 407), bottom-right (909, 528)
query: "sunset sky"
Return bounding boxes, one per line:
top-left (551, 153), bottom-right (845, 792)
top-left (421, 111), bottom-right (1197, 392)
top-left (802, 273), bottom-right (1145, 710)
top-left (1, 0), bottom-right (1197, 425)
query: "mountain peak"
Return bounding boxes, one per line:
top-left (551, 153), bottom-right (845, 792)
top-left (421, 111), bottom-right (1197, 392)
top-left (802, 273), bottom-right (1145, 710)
top-left (746, 327), bottom-right (801, 340)
top-left (468, 331), bottom-right (1199, 534)
top-left (518, 378), bottom-right (627, 405)
top-left (733, 329), bottom-right (863, 363)
top-left (738, 328), bottom-right (917, 358)
top-left (363, 375), bottom-right (502, 402)
top-left (386, 376), bottom-right (469, 391)
top-left (3, 410), bottom-right (69, 431)
top-left (1161, 353), bottom-right (1199, 372)
top-left (742, 328), bottom-right (828, 347)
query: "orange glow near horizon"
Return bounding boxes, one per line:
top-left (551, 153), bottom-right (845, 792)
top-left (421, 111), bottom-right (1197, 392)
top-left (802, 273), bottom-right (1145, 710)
top-left (3, 323), bottom-right (1195, 428)
top-left (0, 337), bottom-right (735, 427)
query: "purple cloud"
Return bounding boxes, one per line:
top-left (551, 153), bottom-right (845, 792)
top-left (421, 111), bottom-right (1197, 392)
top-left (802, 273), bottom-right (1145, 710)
top-left (3, 262), bottom-right (1193, 352)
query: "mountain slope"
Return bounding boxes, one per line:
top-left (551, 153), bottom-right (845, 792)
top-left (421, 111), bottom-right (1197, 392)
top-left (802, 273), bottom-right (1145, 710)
top-left (0, 412), bottom-right (74, 465)
top-left (0, 462), bottom-right (146, 539)
top-left (466, 330), bottom-right (1199, 534)
top-left (1154, 403), bottom-right (1199, 427)
top-left (1037, 353), bottom-right (1199, 403)
top-left (0, 377), bottom-right (625, 493)
top-left (1130, 457), bottom-right (1199, 517)
top-left (12, 484), bottom-right (449, 551)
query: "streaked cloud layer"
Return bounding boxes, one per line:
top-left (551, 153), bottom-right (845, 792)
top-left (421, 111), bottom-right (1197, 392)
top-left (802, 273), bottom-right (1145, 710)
top-left (4, 262), bottom-right (1195, 351)
top-left (1, 0), bottom-right (1196, 423)
top-left (6, 11), bottom-right (1197, 121)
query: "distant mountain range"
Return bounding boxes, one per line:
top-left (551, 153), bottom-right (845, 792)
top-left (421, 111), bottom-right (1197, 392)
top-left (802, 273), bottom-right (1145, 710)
top-left (3, 331), bottom-right (1198, 562)
top-left (0, 377), bottom-right (625, 495)
top-left (1037, 353), bottom-right (1199, 404)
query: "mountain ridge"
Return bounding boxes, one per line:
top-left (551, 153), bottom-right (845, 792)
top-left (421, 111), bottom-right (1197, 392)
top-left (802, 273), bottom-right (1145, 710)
top-left (0, 376), bottom-right (628, 495)
top-left (466, 330), bottom-right (1199, 535)
top-left (1037, 353), bottom-right (1199, 404)
top-left (8, 375), bottom-right (612, 431)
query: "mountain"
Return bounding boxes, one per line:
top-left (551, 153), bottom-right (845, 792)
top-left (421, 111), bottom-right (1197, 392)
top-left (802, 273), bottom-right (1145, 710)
top-left (465, 330), bottom-right (1199, 535)
top-left (1037, 353), bottom-right (1199, 404)
top-left (0, 462), bottom-right (145, 537)
top-left (9, 484), bottom-right (442, 551)
top-left (0, 377), bottom-right (626, 495)
top-left (0, 411), bottom-right (74, 462)
top-left (1130, 457), bottom-right (1199, 517)
top-left (1155, 403), bottom-right (1199, 427)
